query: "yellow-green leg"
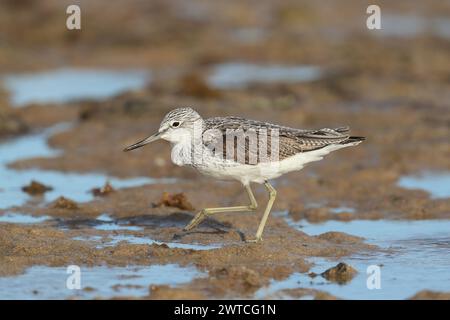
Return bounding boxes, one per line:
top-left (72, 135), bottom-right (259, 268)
top-left (183, 184), bottom-right (258, 231)
top-left (246, 181), bottom-right (277, 243)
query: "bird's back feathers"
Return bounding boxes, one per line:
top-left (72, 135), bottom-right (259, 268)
top-left (202, 116), bottom-right (364, 164)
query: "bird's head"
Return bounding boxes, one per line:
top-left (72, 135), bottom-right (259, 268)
top-left (123, 107), bottom-right (202, 151)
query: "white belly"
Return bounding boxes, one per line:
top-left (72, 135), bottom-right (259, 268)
top-left (193, 143), bottom-right (352, 185)
top-left (171, 140), bottom-right (357, 185)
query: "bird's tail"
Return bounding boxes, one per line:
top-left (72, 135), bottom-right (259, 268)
top-left (340, 136), bottom-right (366, 146)
top-left (334, 126), bottom-right (350, 134)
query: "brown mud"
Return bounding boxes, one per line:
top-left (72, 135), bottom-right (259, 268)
top-left (21, 180), bottom-right (53, 195)
top-left (320, 262), bottom-right (358, 284)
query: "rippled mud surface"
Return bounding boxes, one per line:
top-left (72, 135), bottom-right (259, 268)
top-left (0, 0), bottom-right (449, 299)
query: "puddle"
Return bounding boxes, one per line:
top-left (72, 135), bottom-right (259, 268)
top-left (398, 171), bottom-right (450, 199)
top-left (96, 213), bottom-right (114, 222)
top-left (0, 264), bottom-right (204, 299)
top-left (72, 235), bottom-right (104, 242)
top-left (66, 214), bottom-right (222, 250)
top-left (329, 207), bottom-right (355, 214)
top-left (93, 214), bottom-right (143, 231)
top-left (0, 212), bottom-right (51, 224)
top-left (74, 233), bottom-right (222, 251)
top-left (93, 224), bottom-right (143, 232)
top-left (0, 122), bottom-right (68, 162)
top-left (0, 125), bottom-right (174, 209)
top-left (2, 68), bottom-right (150, 107)
top-left (378, 14), bottom-right (450, 39)
top-left (207, 63), bottom-right (322, 89)
top-left (259, 219), bottom-right (450, 299)
top-left (103, 234), bottom-right (221, 250)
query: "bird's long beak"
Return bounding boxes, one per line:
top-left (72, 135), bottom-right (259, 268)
top-left (123, 132), bottom-right (161, 152)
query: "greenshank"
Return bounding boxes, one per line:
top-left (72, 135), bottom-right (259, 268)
top-left (124, 107), bottom-right (364, 242)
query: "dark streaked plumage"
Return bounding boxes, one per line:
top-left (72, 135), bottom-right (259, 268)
top-left (202, 116), bottom-right (365, 164)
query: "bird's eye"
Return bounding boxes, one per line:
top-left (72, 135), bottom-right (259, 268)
top-left (171, 121), bottom-right (180, 128)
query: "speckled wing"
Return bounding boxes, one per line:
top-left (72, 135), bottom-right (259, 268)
top-left (203, 117), bottom-right (353, 165)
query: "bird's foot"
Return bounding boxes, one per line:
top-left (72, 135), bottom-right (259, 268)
top-left (183, 210), bottom-right (206, 231)
top-left (245, 237), bottom-right (263, 243)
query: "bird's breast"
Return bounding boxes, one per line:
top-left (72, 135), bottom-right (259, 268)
top-left (171, 143), bottom-right (189, 166)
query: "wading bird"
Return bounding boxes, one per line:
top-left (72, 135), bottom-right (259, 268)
top-left (124, 107), bottom-right (364, 242)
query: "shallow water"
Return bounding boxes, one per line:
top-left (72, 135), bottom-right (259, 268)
top-left (398, 171), bottom-right (450, 199)
top-left (92, 214), bottom-right (142, 231)
top-left (2, 68), bottom-right (150, 107)
top-left (74, 232), bottom-right (222, 251)
top-left (0, 264), bottom-right (204, 299)
top-left (0, 125), bottom-right (174, 209)
top-left (257, 218), bottom-right (450, 299)
top-left (329, 206), bottom-right (355, 214)
top-left (93, 224), bottom-right (143, 232)
top-left (207, 63), bottom-right (322, 89)
top-left (103, 234), bottom-right (222, 250)
top-left (0, 212), bottom-right (51, 224)
top-left (64, 213), bottom-right (222, 250)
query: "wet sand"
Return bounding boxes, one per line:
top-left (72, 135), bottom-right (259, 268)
top-left (0, 0), bottom-right (449, 299)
